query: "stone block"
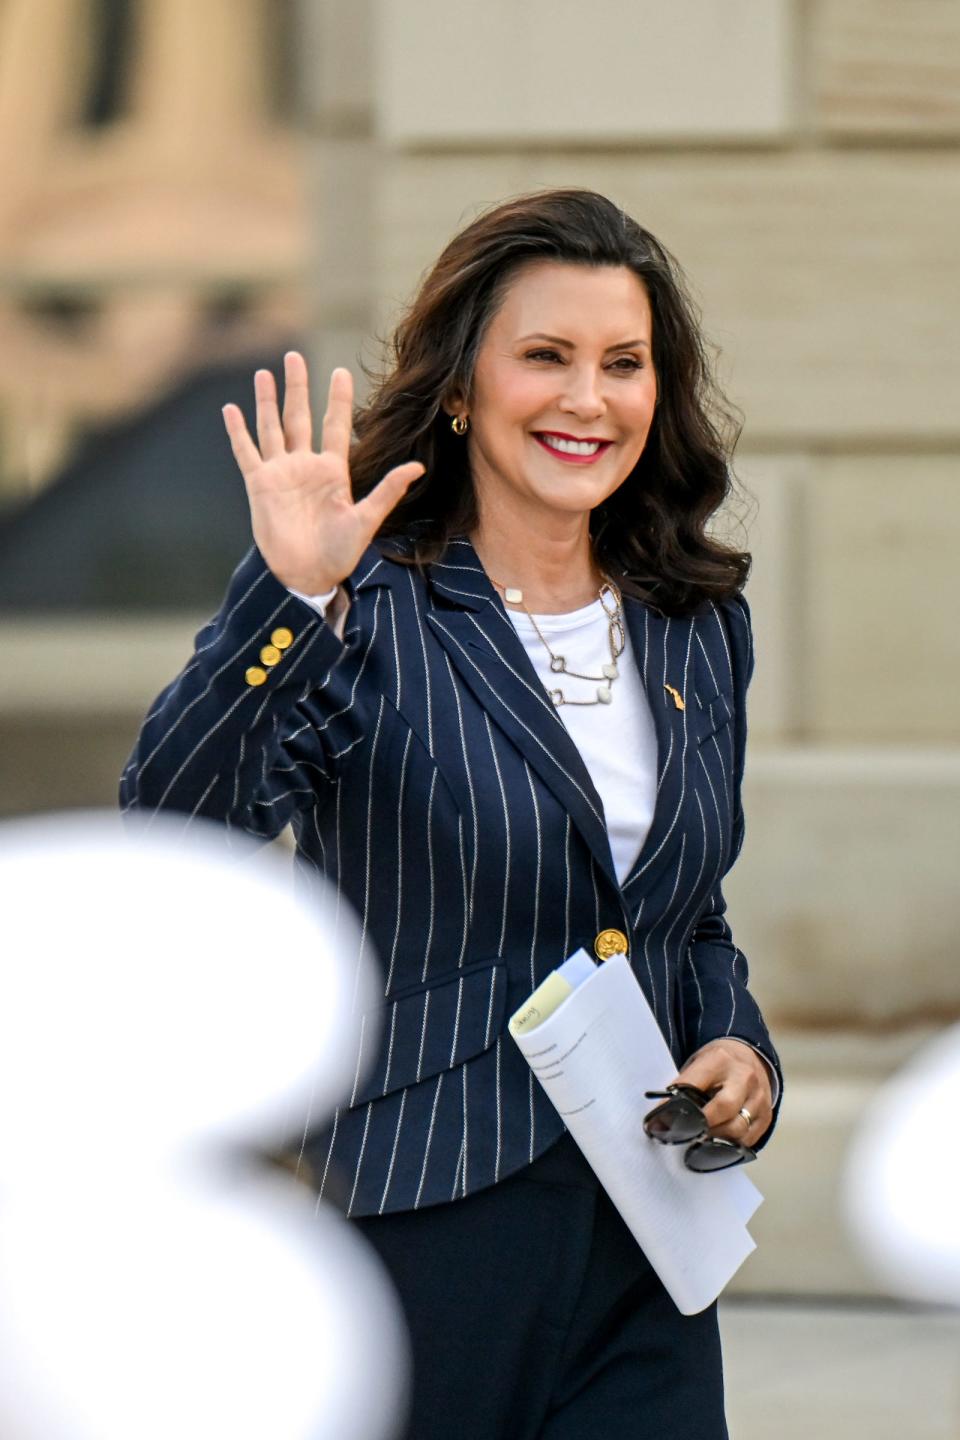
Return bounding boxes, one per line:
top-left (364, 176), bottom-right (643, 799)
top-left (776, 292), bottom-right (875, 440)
top-left (375, 155), bottom-right (532, 317)
top-left (726, 747), bottom-right (960, 1028)
top-left (378, 151), bottom-right (960, 442)
top-left (0, 713), bottom-right (150, 818)
top-left (297, 0), bottom-right (374, 129)
top-left (0, 618), bottom-right (203, 721)
top-left (728, 1027), bottom-right (943, 1298)
top-left (376, 0), bottom-right (793, 144)
top-left (308, 138), bottom-right (378, 318)
top-left (307, 324), bottom-right (380, 404)
top-left (730, 1072), bottom-right (881, 1296)
top-left (804, 456), bottom-right (960, 742)
top-left (729, 455), bottom-right (809, 742)
top-left (813, 0), bottom-right (960, 136)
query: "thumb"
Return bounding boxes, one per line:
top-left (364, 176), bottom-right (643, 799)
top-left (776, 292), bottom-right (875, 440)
top-left (354, 461), bottom-right (425, 533)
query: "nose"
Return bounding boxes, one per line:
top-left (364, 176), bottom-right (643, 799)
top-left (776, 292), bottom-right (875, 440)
top-left (558, 364), bottom-right (606, 421)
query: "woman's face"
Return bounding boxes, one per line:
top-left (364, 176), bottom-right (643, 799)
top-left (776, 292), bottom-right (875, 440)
top-left (463, 260), bottom-right (658, 529)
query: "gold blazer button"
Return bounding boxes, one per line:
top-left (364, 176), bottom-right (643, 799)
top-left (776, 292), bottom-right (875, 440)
top-left (260, 644), bottom-right (282, 667)
top-left (594, 928), bottom-right (629, 961)
top-left (271, 627), bottom-right (294, 651)
top-left (245, 665), bottom-right (268, 687)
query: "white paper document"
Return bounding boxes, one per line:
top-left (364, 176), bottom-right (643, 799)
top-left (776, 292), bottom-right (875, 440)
top-left (510, 952), bottom-right (763, 1315)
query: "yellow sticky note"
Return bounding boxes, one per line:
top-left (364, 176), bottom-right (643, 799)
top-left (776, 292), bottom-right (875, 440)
top-left (508, 972), bottom-right (573, 1037)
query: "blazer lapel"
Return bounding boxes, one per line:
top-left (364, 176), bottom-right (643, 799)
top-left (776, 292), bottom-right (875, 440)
top-left (620, 597), bottom-right (699, 897)
top-left (424, 541), bottom-right (619, 891)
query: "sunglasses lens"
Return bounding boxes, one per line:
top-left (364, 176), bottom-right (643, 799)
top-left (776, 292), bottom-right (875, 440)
top-left (644, 1096), bottom-right (707, 1144)
top-left (684, 1139), bottom-right (756, 1173)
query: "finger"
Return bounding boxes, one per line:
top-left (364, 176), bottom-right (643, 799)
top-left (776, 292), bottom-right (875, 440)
top-left (700, 1089), bottom-right (747, 1133)
top-left (282, 350), bottom-right (312, 452)
top-left (354, 461), bottom-right (425, 534)
top-left (699, 1072), bottom-right (765, 1132)
top-left (321, 368), bottom-right (354, 462)
top-left (674, 1042), bottom-right (769, 1124)
top-left (711, 1114), bottom-right (768, 1149)
top-left (708, 1090), bottom-right (770, 1146)
top-left (222, 403), bottom-right (262, 479)
top-left (254, 368), bottom-right (286, 460)
top-left (672, 1050), bottom-right (728, 1099)
top-left (674, 1055), bottom-right (754, 1131)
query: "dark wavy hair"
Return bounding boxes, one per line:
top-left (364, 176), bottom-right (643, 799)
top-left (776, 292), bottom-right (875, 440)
top-left (350, 188), bottom-right (749, 615)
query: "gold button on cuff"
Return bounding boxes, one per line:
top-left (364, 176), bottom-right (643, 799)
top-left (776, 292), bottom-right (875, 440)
top-left (260, 644), bottom-right (281, 667)
top-left (245, 665), bottom-right (268, 687)
top-left (271, 627), bottom-right (294, 651)
top-left (594, 928), bottom-right (629, 961)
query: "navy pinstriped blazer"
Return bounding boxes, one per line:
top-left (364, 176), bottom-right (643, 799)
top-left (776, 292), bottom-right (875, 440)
top-left (121, 537), bottom-right (782, 1216)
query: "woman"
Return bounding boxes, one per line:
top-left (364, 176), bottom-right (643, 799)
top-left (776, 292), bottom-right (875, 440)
top-left (122, 188), bottom-right (782, 1438)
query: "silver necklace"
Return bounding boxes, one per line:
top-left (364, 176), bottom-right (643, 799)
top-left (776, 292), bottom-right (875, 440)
top-left (494, 578), bottom-right (626, 707)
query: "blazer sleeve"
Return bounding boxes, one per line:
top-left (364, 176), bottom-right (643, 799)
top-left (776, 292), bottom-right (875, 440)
top-left (119, 547), bottom-right (370, 839)
top-left (680, 591), bottom-right (784, 1146)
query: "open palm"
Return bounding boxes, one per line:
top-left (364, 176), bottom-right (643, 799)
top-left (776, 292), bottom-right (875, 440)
top-left (222, 352), bottom-right (424, 595)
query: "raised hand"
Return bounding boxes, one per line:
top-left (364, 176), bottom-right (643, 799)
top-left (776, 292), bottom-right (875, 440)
top-left (222, 352), bottom-right (424, 595)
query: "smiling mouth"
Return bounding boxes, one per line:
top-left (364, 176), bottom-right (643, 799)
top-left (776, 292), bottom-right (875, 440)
top-left (533, 433), bottom-right (613, 462)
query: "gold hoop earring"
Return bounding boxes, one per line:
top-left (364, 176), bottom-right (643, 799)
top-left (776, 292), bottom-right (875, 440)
top-left (451, 414), bottom-right (469, 436)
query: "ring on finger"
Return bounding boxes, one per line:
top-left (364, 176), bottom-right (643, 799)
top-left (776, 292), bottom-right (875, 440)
top-left (738, 1106), bottom-right (753, 1129)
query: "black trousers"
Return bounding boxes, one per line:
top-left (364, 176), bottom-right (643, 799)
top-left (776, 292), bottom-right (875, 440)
top-left (353, 1134), bottom-right (727, 1440)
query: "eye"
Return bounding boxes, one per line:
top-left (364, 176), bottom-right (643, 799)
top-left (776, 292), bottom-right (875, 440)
top-left (524, 348), bottom-right (564, 363)
top-left (608, 356), bottom-right (645, 372)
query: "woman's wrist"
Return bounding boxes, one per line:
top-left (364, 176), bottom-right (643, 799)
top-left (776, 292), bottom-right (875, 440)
top-left (288, 582), bottom-right (340, 615)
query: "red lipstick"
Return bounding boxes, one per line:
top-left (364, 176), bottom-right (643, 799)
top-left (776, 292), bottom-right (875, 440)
top-left (532, 432), bottom-right (613, 465)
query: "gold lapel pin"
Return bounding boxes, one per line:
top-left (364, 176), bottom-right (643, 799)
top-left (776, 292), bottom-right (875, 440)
top-left (663, 683), bottom-right (685, 711)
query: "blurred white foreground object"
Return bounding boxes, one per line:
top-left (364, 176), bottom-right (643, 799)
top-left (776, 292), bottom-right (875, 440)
top-left (0, 812), bottom-right (408, 1440)
top-left (0, 811), bottom-right (379, 1169)
top-left (0, 1176), bottom-right (408, 1440)
top-left (844, 1023), bottom-right (960, 1305)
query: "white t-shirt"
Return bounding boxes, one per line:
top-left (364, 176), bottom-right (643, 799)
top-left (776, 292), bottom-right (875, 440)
top-left (503, 599), bottom-right (658, 883)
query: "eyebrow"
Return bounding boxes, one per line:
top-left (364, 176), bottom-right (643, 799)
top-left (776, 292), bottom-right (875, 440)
top-left (518, 332), bottom-right (651, 352)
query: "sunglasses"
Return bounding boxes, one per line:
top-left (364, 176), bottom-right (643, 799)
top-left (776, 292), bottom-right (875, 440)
top-left (643, 1083), bottom-right (757, 1173)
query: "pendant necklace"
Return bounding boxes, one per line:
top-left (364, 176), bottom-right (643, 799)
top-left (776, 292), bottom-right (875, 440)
top-left (492, 577), bottom-right (626, 707)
